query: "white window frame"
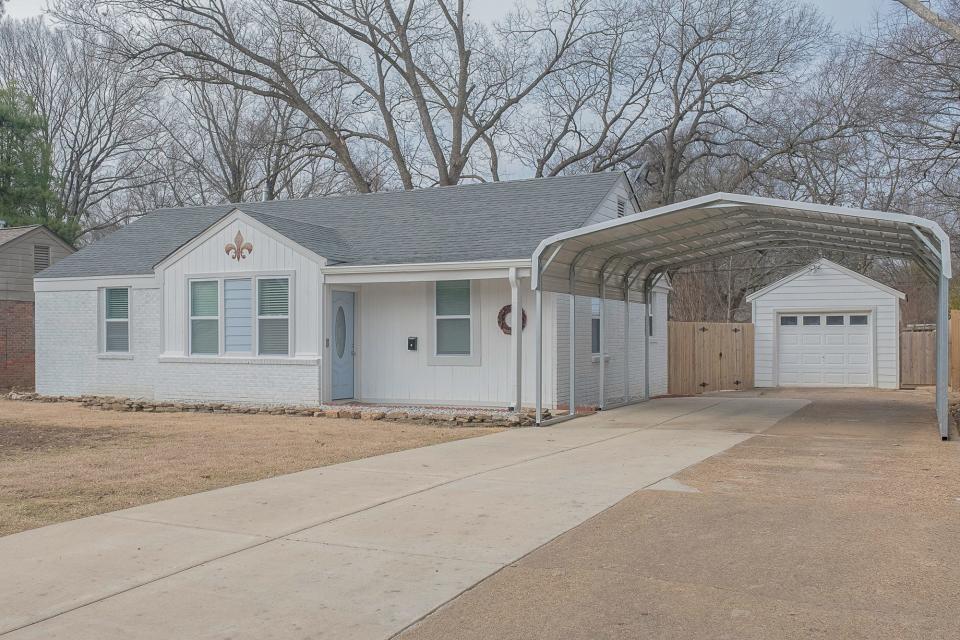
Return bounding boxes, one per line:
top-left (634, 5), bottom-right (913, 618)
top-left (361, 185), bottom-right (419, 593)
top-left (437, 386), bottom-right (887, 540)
top-left (185, 272), bottom-right (295, 358)
top-left (100, 286), bottom-right (131, 355)
top-left (189, 279), bottom-right (220, 356)
top-left (591, 298), bottom-right (601, 355)
top-left (426, 280), bottom-right (481, 366)
top-left (256, 276), bottom-right (291, 356)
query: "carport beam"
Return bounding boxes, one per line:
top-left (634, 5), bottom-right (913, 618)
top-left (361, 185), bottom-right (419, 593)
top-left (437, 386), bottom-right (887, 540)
top-left (937, 273), bottom-right (950, 439)
top-left (535, 286), bottom-right (543, 426)
top-left (599, 278), bottom-right (606, 410)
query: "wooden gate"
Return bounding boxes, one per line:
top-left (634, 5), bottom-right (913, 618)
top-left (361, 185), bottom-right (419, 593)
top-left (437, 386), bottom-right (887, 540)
top-left (900, 328), bottom-right (936, 387)
top-left (668, 322), bottom-right (755, 395)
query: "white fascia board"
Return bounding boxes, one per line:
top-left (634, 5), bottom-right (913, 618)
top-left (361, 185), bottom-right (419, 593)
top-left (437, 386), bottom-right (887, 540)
top-left (322, 259), bottom-right (532, 284)
top-left (745, 258), bottom-right (905, 302)
top-left (34, 273), bottom-right (159, 292)
top-left (152, 208), bottom-right (326, 272)
top-left (531, 191), bottom-right (953, 288)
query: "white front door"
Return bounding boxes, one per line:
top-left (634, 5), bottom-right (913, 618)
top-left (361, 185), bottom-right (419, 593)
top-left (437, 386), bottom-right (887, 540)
top-left (331, 291), bottom-right (355, 400)
top-left (777, 312), bottom-right (873, 387)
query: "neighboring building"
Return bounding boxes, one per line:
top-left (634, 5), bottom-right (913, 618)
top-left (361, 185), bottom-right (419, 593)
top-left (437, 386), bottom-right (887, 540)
top-left (34, 173), bottom-right (669, 409)
top-left (0, 225), bottom-right (75, 389)
top-left (748, 258), bottom-right (904, 389)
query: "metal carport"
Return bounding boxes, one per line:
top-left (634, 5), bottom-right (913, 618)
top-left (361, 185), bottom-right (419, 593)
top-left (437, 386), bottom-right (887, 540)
top-left (528, 192), bottom-right (953, 439)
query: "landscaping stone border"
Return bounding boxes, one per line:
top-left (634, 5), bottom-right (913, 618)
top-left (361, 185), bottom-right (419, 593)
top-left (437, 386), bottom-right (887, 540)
top-left (4, 391), bottom-right (551, 427)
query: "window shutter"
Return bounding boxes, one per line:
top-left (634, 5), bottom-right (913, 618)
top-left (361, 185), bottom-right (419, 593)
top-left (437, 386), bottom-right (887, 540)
top-left (224, 279), bottom-right (252, 353)
top-left (33, 245), bottom-right (50, 273)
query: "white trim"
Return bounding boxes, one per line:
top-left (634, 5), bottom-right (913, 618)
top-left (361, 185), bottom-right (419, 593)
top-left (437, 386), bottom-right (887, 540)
top-left (158, 356), bottom-right (319, 366)
top-left (35, 274), bottom-right (158, 292)
top-left (746, 258), bottom-right (905, 302)
top-left (427, 280), bottom-right (482, 367)
top-left (323, 261), bottom-right (532, 284)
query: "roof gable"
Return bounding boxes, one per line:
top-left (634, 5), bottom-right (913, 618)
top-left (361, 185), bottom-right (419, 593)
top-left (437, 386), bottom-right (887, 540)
top-left (0, 225), bottom-right (74, 254)
top-left (38, 172), bottom-right (624, 279)
top-left (746, 258), bottom-right (906, 302)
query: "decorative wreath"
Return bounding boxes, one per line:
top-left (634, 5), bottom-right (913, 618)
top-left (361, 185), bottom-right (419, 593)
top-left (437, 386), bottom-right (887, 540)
top-left (497, 304), bottom-right (528, 335)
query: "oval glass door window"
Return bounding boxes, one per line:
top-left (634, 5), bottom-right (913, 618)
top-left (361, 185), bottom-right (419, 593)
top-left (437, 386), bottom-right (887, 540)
top-left (335, 306), bottom-right (346, 358)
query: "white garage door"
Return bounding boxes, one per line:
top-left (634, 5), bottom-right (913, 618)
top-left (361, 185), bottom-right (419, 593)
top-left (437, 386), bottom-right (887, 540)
top-left (777, 313), bottom-right (873, 387)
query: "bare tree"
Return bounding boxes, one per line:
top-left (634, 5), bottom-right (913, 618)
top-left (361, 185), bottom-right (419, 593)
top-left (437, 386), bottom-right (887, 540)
top-left (0, 18), bottom-right (161, 237)
top-left (895, 0), bottom-right (960, 41)
top-left (54, 0), bottom-right (604, 191)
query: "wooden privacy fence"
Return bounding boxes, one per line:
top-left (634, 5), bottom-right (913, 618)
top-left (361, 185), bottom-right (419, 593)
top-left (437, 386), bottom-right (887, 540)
top-left (668, 322), bottom-right (755, 396)
top-left (902, 314), bottom-right (960, 388)
top-left (900, 327), bottom-right (936, 387)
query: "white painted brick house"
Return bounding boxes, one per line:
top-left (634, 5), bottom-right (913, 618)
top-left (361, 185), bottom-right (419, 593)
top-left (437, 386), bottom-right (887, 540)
top-left (35, 173), bottom-right (668, 409)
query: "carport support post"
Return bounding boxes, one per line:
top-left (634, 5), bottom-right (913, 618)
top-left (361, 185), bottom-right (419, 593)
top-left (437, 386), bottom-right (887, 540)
top-left (535, 286), bottom-right (543, 426)
top-left (569, 288), bottom-right (576, 417)
top-left (509, 267), bottom-right (522, 412)
top-left (624, 285), bottom-right (630, 403)
top-left (937, 272), bottom-right (950, 439)
top-left (643, 281), bottom-right (651, 401)
top-left (599, 278), bottom-right (606, 410)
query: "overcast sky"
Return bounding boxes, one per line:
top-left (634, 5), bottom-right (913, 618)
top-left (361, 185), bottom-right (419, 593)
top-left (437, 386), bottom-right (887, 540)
top-left (5, 0), bottom-right (896, 32)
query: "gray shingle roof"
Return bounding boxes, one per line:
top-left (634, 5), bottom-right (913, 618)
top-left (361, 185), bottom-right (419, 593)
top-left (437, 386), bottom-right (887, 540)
top-left (38, 172), bottom-right (624, 279)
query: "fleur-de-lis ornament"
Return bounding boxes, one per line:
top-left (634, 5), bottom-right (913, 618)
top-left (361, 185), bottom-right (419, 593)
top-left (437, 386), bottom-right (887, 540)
top-left (225, 230), bottom-right (254, 261)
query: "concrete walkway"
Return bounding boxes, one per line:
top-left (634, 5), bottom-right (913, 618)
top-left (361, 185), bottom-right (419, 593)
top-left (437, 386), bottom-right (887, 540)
top-left (0, 396), bottom-right (806, 639)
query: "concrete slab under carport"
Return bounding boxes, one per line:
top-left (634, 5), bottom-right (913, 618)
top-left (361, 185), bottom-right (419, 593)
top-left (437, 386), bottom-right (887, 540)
top-left (400, 389), bottom-right (960, 640)
top-left (0, 395), bottom-right (805, 639)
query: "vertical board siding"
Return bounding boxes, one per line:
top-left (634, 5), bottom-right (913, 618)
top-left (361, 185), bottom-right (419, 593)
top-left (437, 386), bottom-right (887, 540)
top-left (753, 263), bottom-right (900, 389)
top-left (900, 329), bottom-right (936, 386)
top-left (356, 279), bottom-right (556, 408)
top-left (668, 322), bottom-right (754, 395)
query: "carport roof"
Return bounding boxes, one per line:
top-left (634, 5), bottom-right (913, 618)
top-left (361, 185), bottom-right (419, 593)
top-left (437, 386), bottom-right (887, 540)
top-left (531, 192), bottom-right (951, 300)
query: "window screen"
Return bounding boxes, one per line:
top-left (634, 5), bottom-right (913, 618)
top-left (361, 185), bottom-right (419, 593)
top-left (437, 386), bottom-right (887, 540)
top-left (826, 315), bottom-right (844, 326)
top-left (780, 316), bottom-right (798, 326)
top-left (104, 288), bottom-right (129, 352)
top-left (849, 315), bottom-right (868, 325)
top-left (802, 315), bottom-right (821, 326)
top-left (258, 278), bottom-right (289, 355)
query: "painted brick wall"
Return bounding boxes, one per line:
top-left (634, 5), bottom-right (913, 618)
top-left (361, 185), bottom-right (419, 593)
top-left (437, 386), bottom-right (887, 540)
top-left (36, 288), bottom-right (320, 405)
top-left (554, 290), bottom-right (668, 409)
top-left (0, 300), bottom-right (35, 389)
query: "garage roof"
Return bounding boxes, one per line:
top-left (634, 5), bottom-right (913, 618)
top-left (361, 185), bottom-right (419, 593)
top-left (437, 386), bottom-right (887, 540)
top-left (531, 192), bottom-right (951, 300)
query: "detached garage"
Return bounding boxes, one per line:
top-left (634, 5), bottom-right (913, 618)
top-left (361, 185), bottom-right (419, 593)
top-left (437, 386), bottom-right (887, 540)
top-left (748, 258), bottom-right (905, 390)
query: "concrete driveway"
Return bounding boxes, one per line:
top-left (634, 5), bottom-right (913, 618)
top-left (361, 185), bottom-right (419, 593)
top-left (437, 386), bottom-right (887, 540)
top-left (401, 389), bottom-right (960, 640)
top-left (0, 395), bottom-right (808, 639)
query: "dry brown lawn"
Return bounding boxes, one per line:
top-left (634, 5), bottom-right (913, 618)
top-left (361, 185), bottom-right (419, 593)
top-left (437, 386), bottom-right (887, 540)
top-left (0, 399), bottom-right (500, 537)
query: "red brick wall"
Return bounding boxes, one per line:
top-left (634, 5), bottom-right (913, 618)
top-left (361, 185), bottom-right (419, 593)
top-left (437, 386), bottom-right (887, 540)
top-left (0, 300), bottom-right (35, 390)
